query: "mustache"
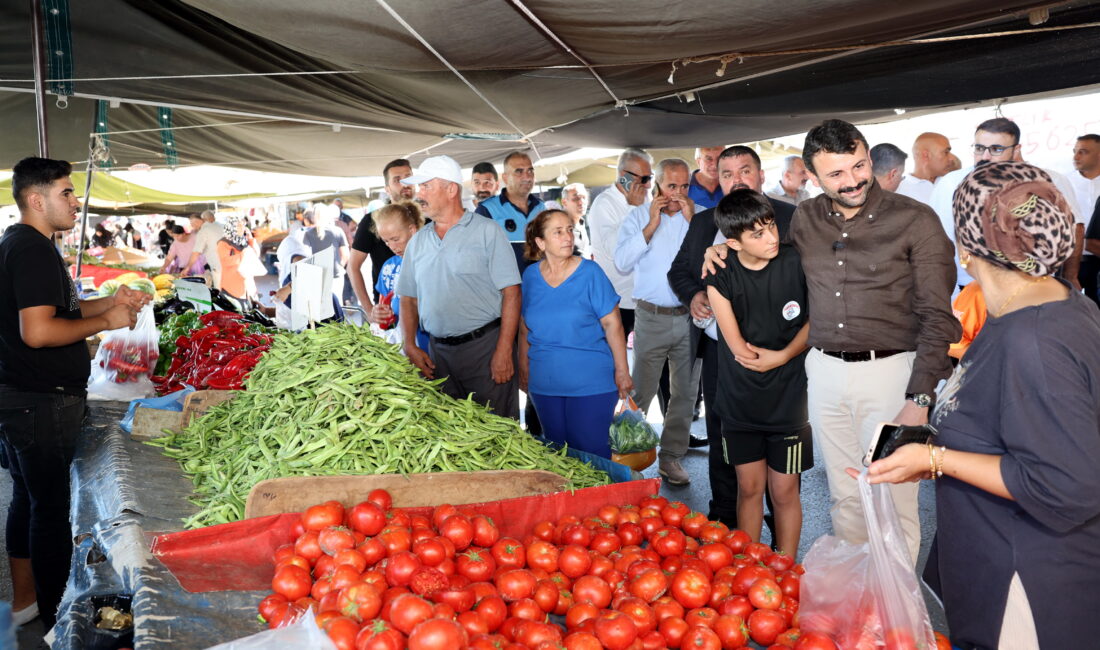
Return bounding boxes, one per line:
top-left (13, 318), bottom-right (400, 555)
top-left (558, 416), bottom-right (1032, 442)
top-left (838, 180), bottom-right (868, 194)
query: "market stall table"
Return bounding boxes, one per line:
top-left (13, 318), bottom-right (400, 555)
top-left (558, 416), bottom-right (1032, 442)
top-left (54, 401), bottom-right (643, 649)
top-left (54, 401), bottom-right (281, 649)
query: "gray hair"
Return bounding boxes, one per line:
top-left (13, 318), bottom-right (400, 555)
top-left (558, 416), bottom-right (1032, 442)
top-left (654, 158), bottom-right (690, 185)
top-left (617, 147), bottom-right (653, 174)
top-left (562, 182), bottom-right (588, 198)
top-left (200, 209), bottom-right (216, 222)
top-left (870, 143), bottom-right (908, 175)
top-left (781, 154), bottom-right (804, 173)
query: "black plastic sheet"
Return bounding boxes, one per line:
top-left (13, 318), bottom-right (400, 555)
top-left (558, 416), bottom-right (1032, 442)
top-left (53, 402), bottom-right (267, 649)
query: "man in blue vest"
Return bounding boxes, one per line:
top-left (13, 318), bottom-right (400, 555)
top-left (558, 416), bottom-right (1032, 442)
top-left (476, 151), bottom-right (546, 270)
top-left (688, 146), bottom-right (726, 210)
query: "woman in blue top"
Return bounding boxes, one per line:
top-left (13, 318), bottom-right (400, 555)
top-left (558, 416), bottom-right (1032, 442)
top-left (518, 210), bottom-right (632, 457)
top-left (369, 201), bottom-right (430, 350)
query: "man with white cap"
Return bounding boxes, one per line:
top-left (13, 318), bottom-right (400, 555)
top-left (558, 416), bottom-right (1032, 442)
top-left (397, 155), bottom-right (522, 418)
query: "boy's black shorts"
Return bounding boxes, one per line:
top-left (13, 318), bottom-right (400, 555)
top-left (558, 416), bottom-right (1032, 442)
top-left (721, 424), bottom-right (813, 474)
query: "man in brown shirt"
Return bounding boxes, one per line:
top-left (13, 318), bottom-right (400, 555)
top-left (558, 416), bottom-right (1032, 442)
top-left (795, 119), bottom-right (959, 561)
top-left (706, 121), bottom-right (960, 558)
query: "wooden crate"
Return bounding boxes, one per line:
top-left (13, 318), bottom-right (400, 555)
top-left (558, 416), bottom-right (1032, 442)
top-left (129, 390), bottom-right (237, 440)
top-left (244, 470), bottom-right (569, 519)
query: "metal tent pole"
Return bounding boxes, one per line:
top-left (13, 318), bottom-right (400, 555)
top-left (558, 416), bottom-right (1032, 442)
top-left (74, 105), bottom-right (99, 282)
top-left (29, 0), bottom-right (49, 157)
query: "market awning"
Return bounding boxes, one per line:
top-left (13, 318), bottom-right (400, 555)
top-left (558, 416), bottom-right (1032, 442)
top-left (0, 172), bottom-right (272, 208)
top-left (1, 1), bottom-right (1099, 176)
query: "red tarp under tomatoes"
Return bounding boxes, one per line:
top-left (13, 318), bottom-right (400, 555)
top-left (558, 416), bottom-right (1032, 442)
top-left (151, 478), bottom-right (661, 593)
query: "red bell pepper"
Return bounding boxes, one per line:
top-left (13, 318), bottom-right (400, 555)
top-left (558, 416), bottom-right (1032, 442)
top-left (378, 292), bottom-right (397, 330)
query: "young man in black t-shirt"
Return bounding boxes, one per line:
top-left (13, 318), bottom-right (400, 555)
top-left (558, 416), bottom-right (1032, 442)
top-left (0, 157), bottom-right (148, 628)
top-left (703, 189), bottom-right (812, 557)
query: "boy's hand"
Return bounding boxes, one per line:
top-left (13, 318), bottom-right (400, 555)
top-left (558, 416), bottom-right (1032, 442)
top-left (736, 343), bottom-right (786, 372)
top-left (701, 244), bottom-right (729, 278)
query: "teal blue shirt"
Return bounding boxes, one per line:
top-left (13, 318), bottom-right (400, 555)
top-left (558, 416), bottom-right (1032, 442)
top-left (521, 259), bottom-right (619, 396)
top-left (397, 212), bottom-right (520, 338)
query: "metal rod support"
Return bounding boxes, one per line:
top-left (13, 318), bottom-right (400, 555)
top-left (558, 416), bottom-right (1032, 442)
top-left (30, 0), bottom-right (49, 157)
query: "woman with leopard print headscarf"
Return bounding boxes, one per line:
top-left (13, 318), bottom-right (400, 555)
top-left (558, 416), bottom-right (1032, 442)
top-left (861, 161), bottom-right (1100, 649)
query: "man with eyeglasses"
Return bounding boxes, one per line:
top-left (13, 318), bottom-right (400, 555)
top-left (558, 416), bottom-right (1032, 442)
top-left (930, 118), bottom-right (1086, 293)
top-left (615, 158), bottom-right (703, 486)
top-left (589, 148), bottom-right (654, 337)
top-left (476, 151), bottom-right (546, 271)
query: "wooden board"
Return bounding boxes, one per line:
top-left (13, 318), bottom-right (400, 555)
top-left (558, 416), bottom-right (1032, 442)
top-left (180, 390), bottom-right (236, 428)
top-left (128, 389), bottom-right (237, 440)
top-left (244, 470), bottom-right (569, 519)
top-left (129, 406), bottom-right (183, 440)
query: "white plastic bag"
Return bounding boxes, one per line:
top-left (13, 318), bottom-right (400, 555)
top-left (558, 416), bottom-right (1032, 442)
top-left (240, 246), bottom-right (268, 277)
top-left (205, 609), bottom-right (336, 650)
top-left (799, 472), bottom-right (935, 649)
top-left (87, 304), bottom-right (158, 401)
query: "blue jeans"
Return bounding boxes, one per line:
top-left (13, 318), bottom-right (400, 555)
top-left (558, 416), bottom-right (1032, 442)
top-left (0, 389), bottom-right (86, 628)
top-left (530, 391), bottom-right (618, 458)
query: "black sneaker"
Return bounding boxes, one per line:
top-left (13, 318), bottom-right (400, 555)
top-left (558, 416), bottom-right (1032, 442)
top-left (688, 434), bottom-right (709, 448)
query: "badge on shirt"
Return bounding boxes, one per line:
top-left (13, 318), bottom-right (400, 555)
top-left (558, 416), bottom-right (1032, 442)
top-left (782, 300), bottom-right (801, 321)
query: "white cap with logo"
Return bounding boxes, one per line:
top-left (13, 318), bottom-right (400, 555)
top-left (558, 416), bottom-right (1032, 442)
top-left (402, 155), bottom-right (464, 186)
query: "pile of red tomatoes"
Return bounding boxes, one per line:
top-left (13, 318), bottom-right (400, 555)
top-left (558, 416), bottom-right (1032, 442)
top-left (259, 490), bottom-right (855, 650)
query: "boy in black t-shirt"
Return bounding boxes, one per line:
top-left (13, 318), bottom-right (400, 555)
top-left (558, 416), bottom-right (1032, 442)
top-left (703, 189), bottom-right (812, 556)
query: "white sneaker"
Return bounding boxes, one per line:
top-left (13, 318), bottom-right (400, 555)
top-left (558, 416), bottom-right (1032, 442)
top-left (12, 601), bottom-right (39, 626)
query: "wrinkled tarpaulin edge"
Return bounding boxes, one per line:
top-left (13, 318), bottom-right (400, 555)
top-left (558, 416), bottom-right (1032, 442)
top-left (54, 403), bottom-right (268, 649)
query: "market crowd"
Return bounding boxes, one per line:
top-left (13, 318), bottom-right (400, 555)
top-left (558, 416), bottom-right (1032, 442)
top-left (349, 117), bottom-right (1100, 648)
top-left (1, 116), bottom-right (1099, 647)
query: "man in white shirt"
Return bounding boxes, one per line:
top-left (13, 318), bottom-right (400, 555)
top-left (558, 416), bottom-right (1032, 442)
top-left (588, 148), bottom-right (653, 335)
top-left (560, 183), bottom-right (593, 259)
top-left (895, 132), bottom-right (952, 204)
top-left (185, 210), bottom-right (224, 288)
top-left (614, 158), bottom-right (700, 486)
top-left (1070, 134), bottom-right (1100, 302)
top-left (765, 155), bottom-right (811, 205)
top-left (869, 143), bottom-right (907, 192)
top-left (304, 203), bottom-right (351, 301)
top-left (930, 118), bottom-right (1086, 294)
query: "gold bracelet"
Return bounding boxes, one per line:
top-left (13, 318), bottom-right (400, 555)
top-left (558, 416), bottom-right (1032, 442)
top-left (927, 443), bottom-right (937, 481)
top-left (936, 445), bottom-right (946, 478)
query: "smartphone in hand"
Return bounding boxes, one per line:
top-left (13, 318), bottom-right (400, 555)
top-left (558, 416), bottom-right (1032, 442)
top-left (864, 422), bottom-right (936, 466)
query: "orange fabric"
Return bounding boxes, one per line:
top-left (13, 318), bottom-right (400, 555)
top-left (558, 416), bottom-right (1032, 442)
top-left (949, 283), bottom-right (987, 359)
top-left (216, 240), bottom-right (246, 299)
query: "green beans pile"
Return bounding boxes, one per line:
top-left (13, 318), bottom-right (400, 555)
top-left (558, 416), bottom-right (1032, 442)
top-left (147, 324), bottom-right (610, 528)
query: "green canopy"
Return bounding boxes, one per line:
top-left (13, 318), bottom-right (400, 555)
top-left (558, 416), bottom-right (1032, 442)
top-left (0, 172), bottom-right (272, 207)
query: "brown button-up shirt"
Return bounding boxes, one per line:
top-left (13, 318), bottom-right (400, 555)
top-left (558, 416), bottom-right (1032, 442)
top-left (790, 182), bottom-right (961, 395)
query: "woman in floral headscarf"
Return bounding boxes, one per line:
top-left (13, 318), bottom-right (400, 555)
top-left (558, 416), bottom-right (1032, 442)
top-left (216, 215), bottom-right (259, 303)
top-left (863, 162), bottom-right (1100, 649)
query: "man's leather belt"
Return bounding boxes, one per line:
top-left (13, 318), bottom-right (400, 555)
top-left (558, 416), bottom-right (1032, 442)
top-left (819, 348), bottom-right (905, 362)
top-left (636, 299), bottom-right (688, 316)
top-left (432, 318), bottom-right (502, 346)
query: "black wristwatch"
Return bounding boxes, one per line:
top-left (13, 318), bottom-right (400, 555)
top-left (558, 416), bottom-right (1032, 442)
top-left (905, 392), bottom-right (933, 408)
